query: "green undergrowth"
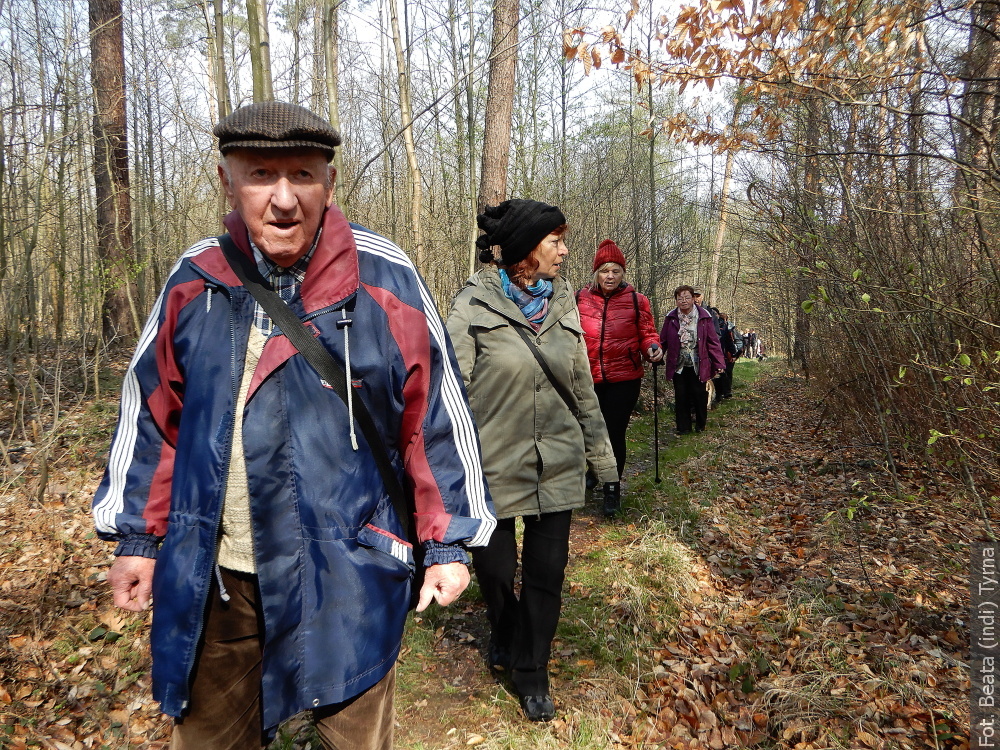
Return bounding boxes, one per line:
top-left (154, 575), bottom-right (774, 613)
top-left (393, 359), bottom-right (774, 748)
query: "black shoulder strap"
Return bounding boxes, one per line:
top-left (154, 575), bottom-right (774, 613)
top-left (632, 290), bottom-right (640, 331)
top-left (510, 323), bottom-right (580, 418)
top-left (217, 234), bottom-right (412, 540)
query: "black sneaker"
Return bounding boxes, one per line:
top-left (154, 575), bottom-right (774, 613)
top-left (487, 642), bottom-right (511, 673)
top-left (602, 482), bottom-right (621, 517)
top-left (520, 694), bottom-right (555, 722)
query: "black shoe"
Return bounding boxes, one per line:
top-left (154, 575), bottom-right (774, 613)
top-left (592, 482), bottom-right (603, 505)
top-left (487, 642), bottom-right (511, 673)
top-left (520, 694), bottom-right (555, 721)
top-left (602, 481), bottom-right (621, 517)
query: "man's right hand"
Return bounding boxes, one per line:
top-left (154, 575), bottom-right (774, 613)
top-left (108, 555), bottom-right (156, 612)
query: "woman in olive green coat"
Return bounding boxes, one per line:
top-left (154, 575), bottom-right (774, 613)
top-left (446, 199), bottom-right (617, 722)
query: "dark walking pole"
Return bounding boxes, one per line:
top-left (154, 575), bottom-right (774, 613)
top-left (653, 362), bottom-right (661, 483)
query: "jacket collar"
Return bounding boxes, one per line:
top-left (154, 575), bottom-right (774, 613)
top-left (594, 282), bottom-right (634, 299)
top-left (667, 304), bottom-right (710, 320)
top-left (467, 267), bottom-right (573, 334)
top-left (196, 206), bottom-right (360, 314)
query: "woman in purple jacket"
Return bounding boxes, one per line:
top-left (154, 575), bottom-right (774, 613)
top-left (659, 285), bottom-right (726, 434)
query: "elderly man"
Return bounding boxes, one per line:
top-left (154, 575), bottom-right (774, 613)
top-left (92, 102), bottom-right (495, 749)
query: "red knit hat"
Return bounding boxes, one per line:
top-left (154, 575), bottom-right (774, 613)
top-left (593, 239), bottom-right (626, 271)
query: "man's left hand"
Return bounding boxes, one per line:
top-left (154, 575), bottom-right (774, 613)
top-left (415, 561), bottom-right (471, 612)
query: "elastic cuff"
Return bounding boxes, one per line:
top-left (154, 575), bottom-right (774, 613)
top-left (114, 534), bottom-right (160, 559)
top-left (421, 540), bottom-right (470, 566)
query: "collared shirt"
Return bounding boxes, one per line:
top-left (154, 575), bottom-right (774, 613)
top-left (251, 240), bottom-right (316, 336)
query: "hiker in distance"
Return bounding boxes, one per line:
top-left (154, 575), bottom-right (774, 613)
top-left (659, 284), bottom-right (726, 435)
top-left (92, 101), bottom-right (495, 750)
top-left (446, 200), bottom-right (617, 722)
top-left (576, 239), bottom-right (663, 515)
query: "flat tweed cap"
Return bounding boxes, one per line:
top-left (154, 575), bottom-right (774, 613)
top-left (214, 101), bottom-right (342, 160)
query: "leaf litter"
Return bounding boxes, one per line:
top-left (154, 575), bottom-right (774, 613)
top-left (0, 367), bottom-right (976, 749)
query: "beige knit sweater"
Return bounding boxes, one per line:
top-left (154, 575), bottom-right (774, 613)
top-left (217, 327), bottom-right (266, 572)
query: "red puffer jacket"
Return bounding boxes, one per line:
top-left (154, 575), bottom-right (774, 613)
top-left (577, 284), bottom-right (661, 384)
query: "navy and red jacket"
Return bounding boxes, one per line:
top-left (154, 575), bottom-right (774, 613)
top-left (92, 206), bottom-right (495, 732)
top-left (577, 283), bottom-right (660, 384)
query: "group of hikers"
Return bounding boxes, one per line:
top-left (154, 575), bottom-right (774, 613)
top-left (91, 102), bottom-right (761, 749)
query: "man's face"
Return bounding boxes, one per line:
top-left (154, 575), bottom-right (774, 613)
top-left (219, 148), bottom-right (336, 267)
top-left (693, 293), bottom-right (703, 306)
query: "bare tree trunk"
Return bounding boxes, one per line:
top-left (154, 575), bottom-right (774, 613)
top-left (311, 2), bottom-right (323, 111)
top-left (0, 89), bottom-right (7, 293)
top-left (324, 0), bottom-right (347, 207)
top-left (212, 0), bottom-right (231, 119)
top-left (794, 92), bottom-right (819, 378)
top-left (647, 79), bottom-right (658, 302)
top-left (448, 0), bottom-right (467, 252)
top-left (477, 0), bottom-right (518, 213)
top-left (246, 0), bottom-right (274, 102)
top-left (707, 146), bottom-right (734, 305)
top-left (90, 0), bottom-right (138, 342)
top-left (390, 0), bottom-right (425, 272)
top-left (466, 0), bottom-right (479, 273)
top-left (291, 0), bottom-right (303, 103)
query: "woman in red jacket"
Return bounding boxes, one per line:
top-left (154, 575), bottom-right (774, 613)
top-left (577, 240), bottom-right (663, 514)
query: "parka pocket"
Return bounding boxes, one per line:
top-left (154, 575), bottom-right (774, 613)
top-left (557, 315), bottom-right (584, 337)
top-left (357, 522), bottom-right (415, 571)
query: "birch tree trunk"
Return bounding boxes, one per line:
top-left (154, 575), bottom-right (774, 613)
top-left (708, 101), bottom-right (742, 305)
top-left (706, 148), bottom-right (732, 306)
top-left (90, 0), bottom-right (138, 342)
top-left (477, 0), bottom-right (518, 213)
top-left (324, 0), bottom-right (347, 207)
top-left (203, 0), bottom-right (231, 122)
top-left (246, 0), bottom-right (274, 102)
top-left (390, 0), bottom-right (425, 272)
top-left (466, 0), bottom-right (479, 273)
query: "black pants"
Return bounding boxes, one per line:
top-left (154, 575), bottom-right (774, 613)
top-left (717, 360), bottom-right (734, 399)
top-left (673, 366), bottom-right (707, 433)
top-left (593, 378), bottom-right (642, 479)
top-left (471, 510), bottom-right (573, 697)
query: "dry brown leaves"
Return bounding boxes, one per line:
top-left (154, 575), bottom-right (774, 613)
top-left (1, 392), bottom-right (171, 749)
top-left (0, 363), bottom-right (977, 749)
top-left (608, 372), bottom-right (974, 750)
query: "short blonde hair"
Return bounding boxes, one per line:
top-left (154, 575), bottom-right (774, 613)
top-left (590, 261), bottom-right (625, 290)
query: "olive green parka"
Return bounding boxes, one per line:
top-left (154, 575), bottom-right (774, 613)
top-left (446, 268), bottom-right (617, 519)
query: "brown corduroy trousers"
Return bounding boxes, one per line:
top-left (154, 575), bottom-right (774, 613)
top-left (170, 568), bottom-right (395, 750)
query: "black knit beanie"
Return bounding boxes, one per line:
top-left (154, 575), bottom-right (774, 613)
top-left (476, 200), bottom-right (566, 266)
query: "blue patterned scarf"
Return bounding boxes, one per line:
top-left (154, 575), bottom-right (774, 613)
top-left (500, 269), bottom-right (553, 330)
